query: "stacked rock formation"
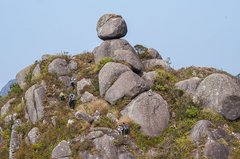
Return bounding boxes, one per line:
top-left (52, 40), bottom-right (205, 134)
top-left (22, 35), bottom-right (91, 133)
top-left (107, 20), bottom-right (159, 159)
top-left (95, 14), bottom-right (171, 137)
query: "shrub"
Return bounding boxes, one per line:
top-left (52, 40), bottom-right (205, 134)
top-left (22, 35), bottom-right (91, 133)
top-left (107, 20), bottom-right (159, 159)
top-left (186, 108), bottom-right (198, 119)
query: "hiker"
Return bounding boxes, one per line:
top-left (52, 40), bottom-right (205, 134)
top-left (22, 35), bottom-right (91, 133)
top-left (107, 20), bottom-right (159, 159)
top-left (125, 123), bottom-right (129, 135)
top-left (123, 123), bottom-right (127, 135)
top-left (117, 125), bottom-right (123, 136)
top-left (59, 92), bottom-right (65, 101)
top-left (70, 77), bottom-right (76, 90)
top-left (69, 93), bottom-right (75, 110)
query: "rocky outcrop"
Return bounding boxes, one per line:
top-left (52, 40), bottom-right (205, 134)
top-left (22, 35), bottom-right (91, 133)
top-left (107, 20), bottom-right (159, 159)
top-left (9, 119), bottom-right (22, 159)
top-left (28, 127), bottom-right (40, 145)
top-left (79, 151), bottom-right (98, 159)
top-left (94, 39), bottom-right (144, 73)
top-left (190, 120), bottom-right (231, 159)
top-left (69, 60), bottom-right (78, 71)
top-left (51, 140), bottom-right (71, 159)
top-left (75, 111), bottom-right (94, 123)
top-left (92, 46), bottom-right (99, 56)
top-left (93, 110), bottom-right (101, 121)
top-left (16, 65), bottom-right (31, 89)
top-left (4, 115), bottom-right (12, 124)
top-left (147, 48), bottom-right (162, 59)
top-left (1, 98), bottom-right (15, 116)
top-left (121, 90), bottom-right (170, 137)
top-left (77, 78), bottom-right (92, 96)
top-left (41, 54), bottom-right (51, 61)
top-left (107, 113), bottom-right (118, 123)
top-left (86, 131), bottom-right (104, 140)
top-left (58, 76), bottom-right (71, 89)
top-left (105, 71), bottom-right (149, 105)
top-left (97, 13), bottom-right (127, 40)
top-left (119, 152), bottom-right (137, 159)
top-left (143, 59), bottom-right (171, 71)
top-left (48, 58), bottom-right (70, 75)
top-left (34, 86), bottom-right (46, 120)
top-left (141, 71), bottom-right (157, 88)
top-left (25, 84), bottom-right (38, 124)
top-left (194, 73), bottom-right (240, 120)
top-left (80, 91), bottom-right (97, 103)
top-left (99, 62), bottom-right (131, 96)
top-left (175, 77), bottom-right (202, 94)
top-left (32, 64), bottom-right (41, 76)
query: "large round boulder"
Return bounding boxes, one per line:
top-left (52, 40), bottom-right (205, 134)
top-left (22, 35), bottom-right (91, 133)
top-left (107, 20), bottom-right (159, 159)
top-left (105, 71), bottom-right (149, 105)
top-left (99, 62), bottom-right (131, 96)
top-left (143, 59), bottom-right (171, 71)
top-left (97, 14), bottom-right (127, 40)
top-left (48, 58), bottom-right (70, 75)
top-left (1, 98), bottom-right (16, 117)
top-left (141, 71), bottom-right (158, 88)
top-left (51, 140), bottom-right (71, 159)
top-left (120, 90), bottom-right (170, 137)
top-left (94, 39), bottom-right (144, 73)
top-left (147, 48), bottom-right (162, 59)
top-left (175, 77), bottom-right (202, 94)
top-left (16, 65), bottom-right (31, 89)
top-left (194, 73), bottom-right (240, 120)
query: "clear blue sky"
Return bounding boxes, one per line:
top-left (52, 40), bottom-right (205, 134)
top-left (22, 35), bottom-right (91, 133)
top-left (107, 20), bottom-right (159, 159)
top-left (0, 0), bottom-right (239, 89)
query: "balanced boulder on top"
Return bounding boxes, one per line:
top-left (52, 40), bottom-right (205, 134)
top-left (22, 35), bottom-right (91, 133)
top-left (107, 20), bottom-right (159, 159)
top-left (97, 13), bottom-right (127, 40)
top-left (194, 73), bottom-right (240, 120)
top-left (148, 47), bottom-right (162, 59)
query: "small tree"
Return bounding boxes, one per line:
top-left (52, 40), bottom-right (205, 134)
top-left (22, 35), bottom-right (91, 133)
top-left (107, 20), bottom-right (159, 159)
top-left (134, 44), bottom-right (148, 55)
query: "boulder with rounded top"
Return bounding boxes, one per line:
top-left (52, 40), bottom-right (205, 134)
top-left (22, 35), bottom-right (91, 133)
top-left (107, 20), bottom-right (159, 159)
top-left (1, 98), bottom-right (15, 116)
top-left (77, 78), bottom-right (92, 96)
top-left (143, 59), bottom-right (171, 71)
top-left (141, 71), bottom-right (157, 88)
top-left (51, 140), bottom-right (71, 159)
top-left (48, 58), bottom-right (70, 75)
top-left (147, 48), bottom-right (162, 59)
top-left (16, 65), bottom-right (31, 89)
top-left (41, 54), bottom-right (51, 61)
top-left (175, 77), bottom-right (202, 94)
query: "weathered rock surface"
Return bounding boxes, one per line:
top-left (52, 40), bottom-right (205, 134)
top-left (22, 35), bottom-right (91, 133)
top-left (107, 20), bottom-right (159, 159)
top-left (34, 86), bottom-right (46, 120)
top-left (143, 59), bottom-right (171, 71)
top-left (90, 127), bottom-right (113, 133)
top-left (9, 119), bottom-right (22, 159)
top-left (69, 60), bottom-right (78, 71)
top-left (4, 114), bottom-right (12, 124)
top-left (97, 13), bottom-right (127, 40)
top-left (147, 48), bottom-right (162, 59)
top-left (119, 152), bottom-right (137, 159)
top-left (59, 76), bottom-right (71, 89)
top-left (121, 90), bottom-right (170, 137)
top-left (94, 39), bottom-right (144, 73)
top-left (51, 116), bottom-right (57, 126)
top-left (92, 46), bottom-right (99, 56)
top-left (99, 62), bottom-right (131, 96)
top-left (189, 120), bottom-right (214, 141)
top-left (28, 127), bottom-right (40, 145)
top-left (0, 127), bottom-right (3, 145)
top-left (1, 98), bottom-right (16, 116)
top-left (16, 65), bottom-right (31, 89)
top-left (41, 54), bottom-right (51, 61)
top-left (32, 64), bottom-right (41, 76)
top-left (86, 131), bottom-right (104, 140)
top-left (79, 151), bottom-right (99, 159)
top-left (194, 73), bottom-right (240, 120)
top-left (93, 110), bottom-right (101, 121)
top-left (175, 77), bottom-right (202, 94)
top-left (77, 78), bottom-right (92, 96)
top-left (80, 91), bottom-right (97, 103)
top-left (105, 71), bottom-right (149, 105)
top-left (75, 111), bottom-right (94, 123)
top-left (93, 135), bottom-right (118, 159)
top-left (141, 71), bottom-right (157, 88)
top-left (51, 140), bottom-right (71, 159)
top-left (48, 58), bottom-right (70, 75)
top-left (25, 84), bottom-right (38, 124)
top-left (107, 113), bottom-right (118, 123)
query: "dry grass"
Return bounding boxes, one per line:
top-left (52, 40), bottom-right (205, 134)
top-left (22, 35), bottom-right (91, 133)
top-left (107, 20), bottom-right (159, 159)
top-left (117, 116), bottom-right (133, 125)
top-left (75, 99), bottom-right (110, 116)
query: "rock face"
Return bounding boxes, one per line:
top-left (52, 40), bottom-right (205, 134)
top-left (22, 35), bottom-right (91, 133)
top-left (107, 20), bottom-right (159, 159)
top-left (105, 71), bottom-right (149, 105)
top-left (107, 113), bottom-right (118, 123)
top-left (175, 77), bottom-right (202, 94)
top-left (58, 76), bottom-right (71, 89)
top-left (143, 59), bottom-right (171, 71)
top-left (34, 87), bottom-right (46, 120)
top-left (28, 127), bottom-right (40, 145)
top-left (25, 84), bottom-right (38, 124)
top-left (92, 46), bottom-right (99, 56)
top-left (141, 71), bottom-right (158, 88)
top-left (48, 58), bottom-right (70, 75)
top-left (9, 119), bottom-right (22, 159)
top-left (32, 64), bottom-right (41, 76)
top-left (51, 140), bottom-right (71, 159)
top-left (121, 90), bottom-right (170, 137)
top-left (80, 91), bottom-right (97, 103)
top-left (41, 54), bottom-right (51, 60)
top-left (119, 152), bottom-right (137, 159)
top-left (93, 135), bottom-right (118, 159)
top-left (77, 78), bottom-right (92, 96)
top-left (147, 48), bottom-right (162, 59)
top-left (99, 62), bottom-right (131, 96)
top-left (16, 65), bottom-right (31, 89)
top-left (194, 73), bottom-right (240, 120)
top-left (75, 111), bottom-right (94, 123)
top-left (69, 60), bottom-right (78, 71)
top-left (1, 98), bottom-right (16, 116)
top-left (190, 120), bottom-right (231, 159)
top-left (86, 131), bottom-right (104, 140)
top-left (94, 39), bottom-right (144, 73)
top-left (97, 13), bottom-right (127, 40)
